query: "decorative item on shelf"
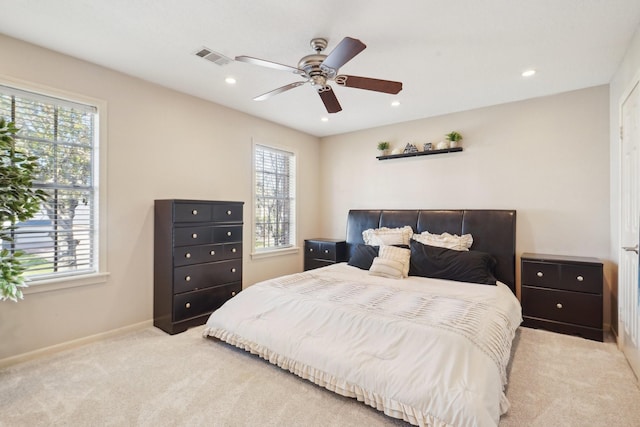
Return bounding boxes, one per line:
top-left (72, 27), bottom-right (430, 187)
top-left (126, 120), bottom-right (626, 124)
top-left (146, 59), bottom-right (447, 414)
top-left (376, 141), bottom-right (390, 156)
top-left (436, 140), bottom-right (449, 150)
top-left (403, 143), bottom-right (418, 154)
top-left (391, 147), bottom-right (403, 155)
top-left (423, 142), bottom-right (432, 151)
top-left (445, 131), bottom-right (463, 148)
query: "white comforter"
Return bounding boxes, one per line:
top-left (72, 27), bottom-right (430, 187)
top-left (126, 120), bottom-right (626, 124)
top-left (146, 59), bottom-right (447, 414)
top-left (203, 263), bottom-right (522, 427)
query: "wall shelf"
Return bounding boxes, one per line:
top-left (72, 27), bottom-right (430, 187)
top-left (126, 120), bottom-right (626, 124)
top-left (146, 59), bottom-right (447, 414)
top-left (377, 146), bottom-right (463, 160)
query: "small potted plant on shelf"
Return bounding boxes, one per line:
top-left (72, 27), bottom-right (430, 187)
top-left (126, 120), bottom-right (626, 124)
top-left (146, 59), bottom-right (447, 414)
top-left (377, 141), bottom-right (390, 156)
top-left (445, 131), bottom-right (463, 148)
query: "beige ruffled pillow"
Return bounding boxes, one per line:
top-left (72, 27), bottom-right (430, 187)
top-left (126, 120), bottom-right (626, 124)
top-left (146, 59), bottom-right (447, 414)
top-left (362, 225), bottom-right (413, 246)
top-left (412, 230), bottom-right (473, 251)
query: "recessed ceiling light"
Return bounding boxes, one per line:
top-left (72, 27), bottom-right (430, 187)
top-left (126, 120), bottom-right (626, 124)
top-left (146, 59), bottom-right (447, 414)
top-left (225, 77), bottom-right (237, 85)
top-left (320, 117), bottom-right (329, 122)
top-left (521, 69), bottom-right (536, 77)
top-left (391, 100), bottom-right (401, 107)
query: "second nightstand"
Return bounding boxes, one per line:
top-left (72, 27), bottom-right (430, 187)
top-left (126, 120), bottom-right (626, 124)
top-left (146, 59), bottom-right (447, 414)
top-left (304, 238), bottom-right (347, 271)
top-left (521, 252), bottom-right (603, 341)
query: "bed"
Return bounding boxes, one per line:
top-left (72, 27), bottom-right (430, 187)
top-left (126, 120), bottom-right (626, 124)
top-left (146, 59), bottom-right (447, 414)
top-left (203, 209), bottom-right (521, 426)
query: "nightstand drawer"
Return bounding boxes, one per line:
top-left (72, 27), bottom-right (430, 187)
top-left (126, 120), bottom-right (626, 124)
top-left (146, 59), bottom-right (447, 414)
top-left (305, 259), bottom-right (335, 271)
top-left (303, 239), bottom-right (347, 271)
top-left (522, 286), bottom-right (602, 328)
top-left (305, 241), bottom-right (339, 261)
top-left (561, 264), bottom-right (602, 294)
top-left (521, 261), bottom-right (560, 287)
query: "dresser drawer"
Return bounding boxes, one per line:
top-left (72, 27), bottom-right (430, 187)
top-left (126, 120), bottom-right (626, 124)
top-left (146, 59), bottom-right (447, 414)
top-left (174, 243), bottom-right (225, 266)
top-left (521, 261), bottom-right (560, 287)
top-left (213, 225), bottom-right (243, 243)
top-left (173, 282), bottom-right (241, 322)
top-left (174, 202), bottom-right (212, 223)
top-left (522, 286), bottom-right (602, 328)
top-left (174, 225), bottom-right (243, 246)
top-left (213, 204), bottom-right (243, 222)
top-left (174, 259), bottom-right (242, 293)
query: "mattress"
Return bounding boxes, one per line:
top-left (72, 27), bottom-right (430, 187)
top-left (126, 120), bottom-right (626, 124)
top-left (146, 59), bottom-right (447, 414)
top-left (203, 263), bottom-right (522, 426)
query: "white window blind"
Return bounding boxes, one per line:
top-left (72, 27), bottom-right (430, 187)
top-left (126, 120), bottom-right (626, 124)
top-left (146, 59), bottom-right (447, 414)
top-left (254, 144), bottom-right (296, 252)
top-left (0, 84), bottom-right (98, 281)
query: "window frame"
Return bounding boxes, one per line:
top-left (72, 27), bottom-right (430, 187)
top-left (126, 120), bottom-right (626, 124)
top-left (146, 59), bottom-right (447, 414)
top-left (0, 75), bottom-right (109, 293)
top-left (251, 139), bottom-right (299, 259)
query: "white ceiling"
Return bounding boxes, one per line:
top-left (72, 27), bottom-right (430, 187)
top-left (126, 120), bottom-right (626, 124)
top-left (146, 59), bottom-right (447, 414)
top-left (1, 0), bottom-right (639, 137)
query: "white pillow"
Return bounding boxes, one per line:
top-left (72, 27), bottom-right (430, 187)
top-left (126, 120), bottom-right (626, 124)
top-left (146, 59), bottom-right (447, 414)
top-left (379, 244), bottom-right (411, 277)
top-left (368, 257), bottom-right (404, 279)
top-left (412, 230), bottom-right (473, 251)
top-left (362, 225), bottom-right (413, 246)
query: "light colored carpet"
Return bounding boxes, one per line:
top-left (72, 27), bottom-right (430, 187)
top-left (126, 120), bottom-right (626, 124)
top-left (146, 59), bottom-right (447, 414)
top-left (0, 326), bottom-right (638, 426)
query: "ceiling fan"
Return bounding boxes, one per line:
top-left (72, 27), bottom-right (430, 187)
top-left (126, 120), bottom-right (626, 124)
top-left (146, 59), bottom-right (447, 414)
top-left (235, 37), bottom-right (403, 113)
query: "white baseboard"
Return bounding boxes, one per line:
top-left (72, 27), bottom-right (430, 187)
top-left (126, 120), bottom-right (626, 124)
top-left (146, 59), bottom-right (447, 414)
top-left (0, 320), bottom-right (153, 369)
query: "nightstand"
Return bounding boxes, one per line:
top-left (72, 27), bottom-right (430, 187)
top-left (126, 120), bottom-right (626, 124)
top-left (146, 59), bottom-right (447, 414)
top-left (304, 238), bottom-right (347, 271)
top-left (521, 253), bottom-right (603, 341)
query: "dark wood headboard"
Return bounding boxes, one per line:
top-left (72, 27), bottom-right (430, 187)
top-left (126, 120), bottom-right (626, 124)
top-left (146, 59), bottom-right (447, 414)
top-left (345, 209), bottom-right (517, 294)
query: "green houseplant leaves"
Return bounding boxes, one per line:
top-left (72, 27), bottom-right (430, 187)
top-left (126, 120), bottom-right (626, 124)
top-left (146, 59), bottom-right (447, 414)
top-left (0, 117), bottom-right (47, 301)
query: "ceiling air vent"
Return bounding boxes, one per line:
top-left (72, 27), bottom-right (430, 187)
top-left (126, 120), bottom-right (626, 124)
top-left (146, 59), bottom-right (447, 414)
top-left (195, 47), bottom-right (232, 66)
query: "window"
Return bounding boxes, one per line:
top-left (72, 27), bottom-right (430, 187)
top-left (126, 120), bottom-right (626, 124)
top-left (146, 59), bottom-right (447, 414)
top-left (0, 83), bottom-right (101, 283)
top-left (253, 143), bottom-right (296, 255)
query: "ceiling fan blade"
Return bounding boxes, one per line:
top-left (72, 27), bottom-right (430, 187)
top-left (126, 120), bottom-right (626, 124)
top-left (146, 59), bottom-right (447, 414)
top-left (254, 81), bottom-right (306, 101)
top-left (320, 37), bottom-right (366, 72)
top-left (235, 55), bottom-right (304, 74)
top-left (317, 85), bottom-right (342, 113)
top-left (335, 75), bottom-right (403, 94)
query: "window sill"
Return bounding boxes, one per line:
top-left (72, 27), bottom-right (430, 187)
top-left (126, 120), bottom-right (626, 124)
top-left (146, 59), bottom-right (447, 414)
top-left (22, 272), bottom-right (110, 295)
top-left (251, 247), bottom-right (300, 260)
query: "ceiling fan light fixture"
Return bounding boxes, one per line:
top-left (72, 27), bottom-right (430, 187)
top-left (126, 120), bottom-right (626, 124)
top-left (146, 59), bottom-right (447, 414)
top-left (236, 36), bottom-right (403, 114)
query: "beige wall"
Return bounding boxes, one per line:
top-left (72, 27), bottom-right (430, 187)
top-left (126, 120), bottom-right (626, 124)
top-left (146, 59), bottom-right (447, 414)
top-left (609, 24), bottom-right (640, 336)
top-left (319, 86), bottom-right (612, 326)
top-left (0, 34), bottom-right (321, 361)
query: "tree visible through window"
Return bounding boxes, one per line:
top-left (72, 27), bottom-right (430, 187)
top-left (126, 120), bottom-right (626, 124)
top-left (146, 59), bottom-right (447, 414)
top-left (254, 144), bottom-right (296, 252)
top-left (0, 85), bottom-right (97, 280)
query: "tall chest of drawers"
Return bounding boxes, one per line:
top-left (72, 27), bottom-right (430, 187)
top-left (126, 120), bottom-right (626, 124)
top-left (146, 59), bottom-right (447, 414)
top-left (521, 253), bottom-right (603, 341)
top-left (154, 199), bottom-right (243, 334)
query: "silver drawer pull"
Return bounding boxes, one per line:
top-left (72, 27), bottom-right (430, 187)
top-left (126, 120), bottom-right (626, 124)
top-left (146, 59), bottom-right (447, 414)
top-left (537, 271), bottom-right (543, 277)
top-left (185, 253), bottom-right (191, 259)
top-left (227, 231), bottom-right (232, 236)
top-left (192, 209), bottom-right (198, 215)
top-left (309, 248), bottom-right (314, 252)
top-left (232, 248), bottom-right (237, 253)
top-left (185, 302), bottom-right (191, 309)
top-left (231, 291), bottom-right (237, 297)
top-left (577, 275), bottom-right (584, 282)
top-left (231, 268), bottom-right (237, 273)
top-left (192, 233), bottom-right (198, 239)
top-left (556, 303), bottom-right (563, 309)
top-left (227, 210), bottom-right (232, 215)
top-left (185, 275), bottom-right (191, 282)
top-left (324, 249), bottom-right (329, 254)
top-left (210, 250), bottom-right (216, 255)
